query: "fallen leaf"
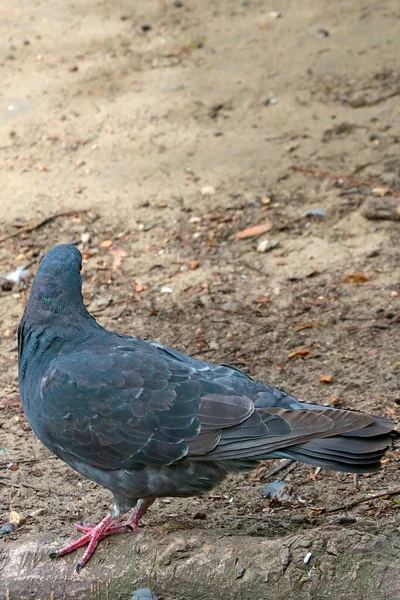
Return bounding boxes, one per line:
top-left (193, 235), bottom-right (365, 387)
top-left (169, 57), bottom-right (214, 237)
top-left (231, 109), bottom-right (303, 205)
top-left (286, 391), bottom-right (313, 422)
top-left (288, 350), bottom-right (312, 359)
top-left (254, 295), bottom-right (270, 304)
top-left (236, 222), bottom-right (272, 240)
top-left (189, 260), bottom-right (200, 270)
top-left (320, 375), bottom-right (333, 384)
top-left (99, 239), bottom-right (113, 248)
top-left (342, 272), bottom-right (373, 284)
top-left (134, 283), bottom-right (145, 293)
top-left (109, 247), bottom-right (128, 271)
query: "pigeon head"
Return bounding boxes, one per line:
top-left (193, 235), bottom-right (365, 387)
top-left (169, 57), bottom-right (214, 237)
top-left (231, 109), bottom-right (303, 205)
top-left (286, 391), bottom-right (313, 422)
top-left (28, 244), bottom-right (86, 315)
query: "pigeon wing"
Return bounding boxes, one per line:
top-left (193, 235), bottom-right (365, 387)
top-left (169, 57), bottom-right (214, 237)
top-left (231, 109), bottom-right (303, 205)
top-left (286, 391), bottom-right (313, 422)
top-left (37, 343), bottom-right (254, 470)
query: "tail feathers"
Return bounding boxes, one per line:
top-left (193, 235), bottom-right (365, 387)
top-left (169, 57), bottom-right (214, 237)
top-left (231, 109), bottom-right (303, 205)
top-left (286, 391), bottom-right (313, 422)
top-left (274, 423), bottom-right (396, 473)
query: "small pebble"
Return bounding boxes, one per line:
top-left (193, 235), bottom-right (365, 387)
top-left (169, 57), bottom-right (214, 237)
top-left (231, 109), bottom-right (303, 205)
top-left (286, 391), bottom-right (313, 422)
top-left (366, 248), bottom-right (380, 258)
top-left (139, 21), bottom-right (152, 32)
top-left (96, 295), bottom-right (112, 307)
top-left (304, 552), bottom-right (312, 564)
top-left (221, 302), bottom-right (240, 312)
top-left (301, 208), bottom-right (327, 218)
top-left (193, 511), bottom-right (206, 520)
top-left (257, 239), bottom-right (280, 253)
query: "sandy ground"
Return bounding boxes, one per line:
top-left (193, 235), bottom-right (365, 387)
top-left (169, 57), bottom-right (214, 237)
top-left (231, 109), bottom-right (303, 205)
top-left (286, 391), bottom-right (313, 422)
top-left (1, 0), bottom-right (399, 580)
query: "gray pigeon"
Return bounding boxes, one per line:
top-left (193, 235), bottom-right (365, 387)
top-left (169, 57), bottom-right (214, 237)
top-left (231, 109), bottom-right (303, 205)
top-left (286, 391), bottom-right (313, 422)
top-left (18, 244), bottom-right (398, 571)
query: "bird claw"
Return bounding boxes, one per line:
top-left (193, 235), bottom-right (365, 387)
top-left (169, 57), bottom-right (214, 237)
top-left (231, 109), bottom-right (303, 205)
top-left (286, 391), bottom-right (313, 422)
top-left (75, 560), bottom-right (84, 573)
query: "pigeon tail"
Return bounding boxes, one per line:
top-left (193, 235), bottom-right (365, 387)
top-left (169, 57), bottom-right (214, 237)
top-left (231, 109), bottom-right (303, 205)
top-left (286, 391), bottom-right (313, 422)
top-left (272, 417), bottom-right (398, 473)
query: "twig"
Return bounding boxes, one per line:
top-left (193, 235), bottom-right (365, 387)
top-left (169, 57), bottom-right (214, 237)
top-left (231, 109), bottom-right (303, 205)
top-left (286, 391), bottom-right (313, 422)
top-left (339, 315), bottom-right (377, 321)
top-left (320, 489), bottom-right (400, 515)
top-left (291, 166), bottom-right (398, 198)
top-left (261, 459), bottom-right (295, 481)
top-left (0, 477), bottom-right (78, 497)
top-left (0, 210), bottom-right (87, 244)
top-left (222, 490), bottom-right (400, 520)
top-left (280, 462), bottom-right (297, 480)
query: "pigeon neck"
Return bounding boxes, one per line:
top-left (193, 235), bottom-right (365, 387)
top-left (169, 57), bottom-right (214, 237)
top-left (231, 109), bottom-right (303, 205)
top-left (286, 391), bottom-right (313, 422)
top-left (27, 271), bottom-right (90, 319)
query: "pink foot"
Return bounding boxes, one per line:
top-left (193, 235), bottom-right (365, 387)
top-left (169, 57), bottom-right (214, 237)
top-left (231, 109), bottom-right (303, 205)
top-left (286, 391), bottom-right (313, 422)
top-left (49, 498), bottom-right (156, 572)
top-left (73, 522), bottom-right (130, 535)
top-left (49, 514), bottom-right (126, 572)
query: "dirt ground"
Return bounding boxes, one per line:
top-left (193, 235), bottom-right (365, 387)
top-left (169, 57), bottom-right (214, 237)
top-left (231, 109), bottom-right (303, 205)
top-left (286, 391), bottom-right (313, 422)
top-left (1, 0), bottom-right (399, 584)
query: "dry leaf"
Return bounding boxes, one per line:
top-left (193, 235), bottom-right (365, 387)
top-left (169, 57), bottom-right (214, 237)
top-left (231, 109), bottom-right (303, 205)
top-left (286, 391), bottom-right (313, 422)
top-left (100, 239), bottom-right (113, 248)
top-left (236, 222), bottom-right (272, 240)
top-left (109, 247), bottom-right (128, 271)
top-left (320, 375), bottom-right (333, 384)
top-left (288, 350), bottom-right (312, 359)
top-left (342, 272), bottom-right (372, 284)
top-left (189, 260), bottom-right (200, 270)
top-left (134, 283), bottom-right (145, 293)
top-left (255, 295), bottom-right (270, 304)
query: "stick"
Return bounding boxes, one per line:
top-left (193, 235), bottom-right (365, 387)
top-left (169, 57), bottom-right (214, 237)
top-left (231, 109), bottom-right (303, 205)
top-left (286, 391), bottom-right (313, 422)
top-left (0, 210), bottom-right (87, 244)
top-left (0, 477), bottom-right (79, 497)
top-left (291, 166), bottom-right (398, 197)
top-left (321, 489), bottom-right (400, 514)
top-left (260, 459), bottom-right (295, 481)
top-left (280, 462), bottom-right (297, 480)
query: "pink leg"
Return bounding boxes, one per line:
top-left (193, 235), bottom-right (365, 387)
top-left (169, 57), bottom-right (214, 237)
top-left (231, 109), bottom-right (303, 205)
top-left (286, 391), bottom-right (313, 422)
top-left (49, 498), bottom-right (156, 572)
top-left (124, 497), bottom-right (156, 529)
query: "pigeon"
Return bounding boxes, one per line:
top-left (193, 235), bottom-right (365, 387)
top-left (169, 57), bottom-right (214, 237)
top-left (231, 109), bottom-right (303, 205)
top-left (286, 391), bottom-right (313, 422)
top-left (18, 244), bottom-right (398, 571)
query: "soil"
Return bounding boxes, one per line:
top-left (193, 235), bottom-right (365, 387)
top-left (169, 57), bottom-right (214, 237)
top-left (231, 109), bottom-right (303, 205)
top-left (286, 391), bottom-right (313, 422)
top-left (0, 0), bottom-right (399, 591)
